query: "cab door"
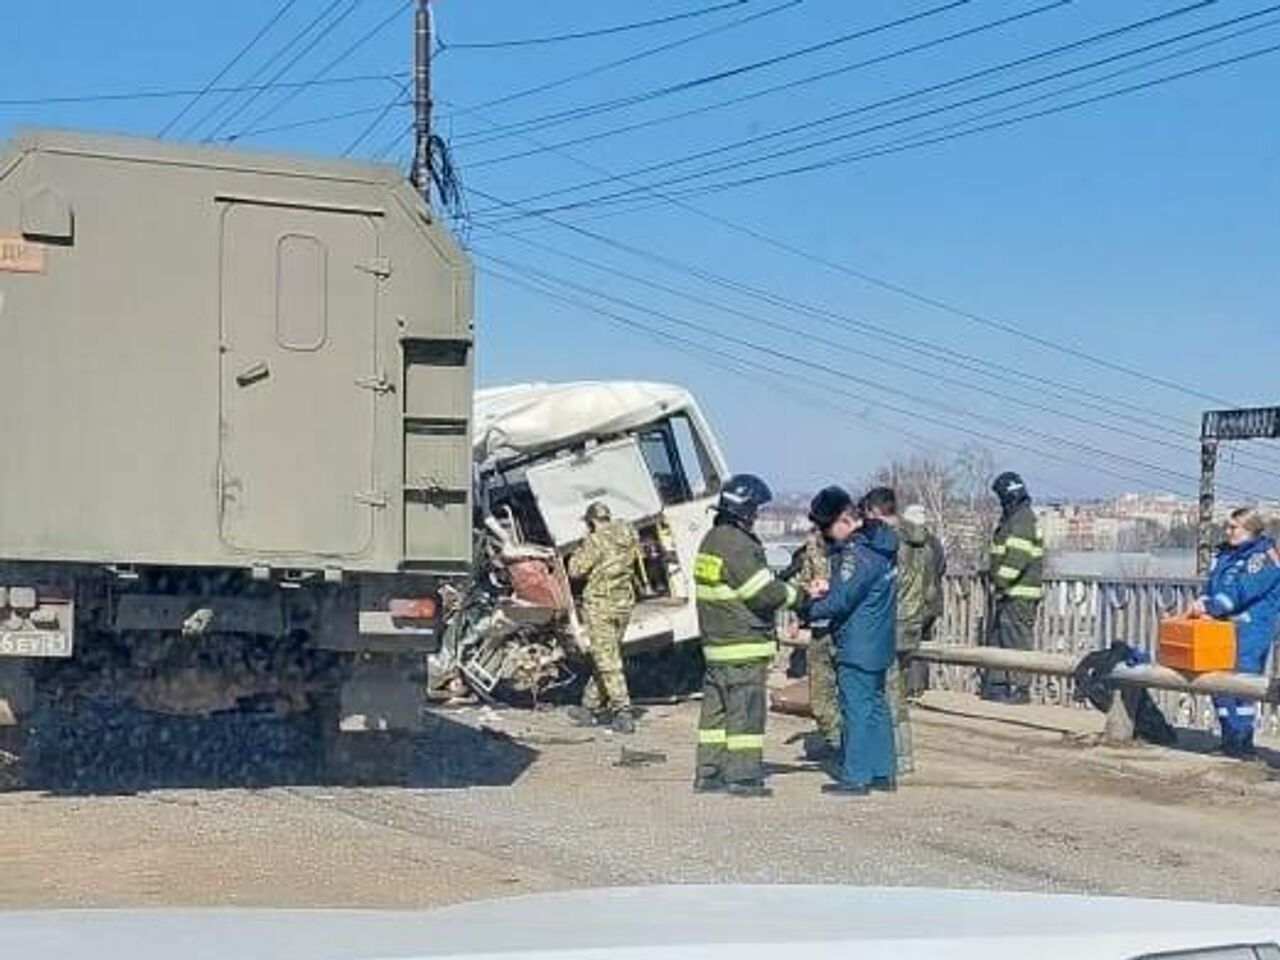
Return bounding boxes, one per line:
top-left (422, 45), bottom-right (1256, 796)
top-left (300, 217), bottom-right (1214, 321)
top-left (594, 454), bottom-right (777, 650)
top-left (218, 201), bottom-right (380, 558)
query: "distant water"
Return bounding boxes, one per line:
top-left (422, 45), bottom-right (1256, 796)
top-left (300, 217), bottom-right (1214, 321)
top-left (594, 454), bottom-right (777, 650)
top-left (764, 541), bottom-right (1198, 581)
top-left (1046, 550), bottom-right (1196, 580)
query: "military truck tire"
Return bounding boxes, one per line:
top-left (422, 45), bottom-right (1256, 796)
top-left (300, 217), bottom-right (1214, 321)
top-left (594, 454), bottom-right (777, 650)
top-left (22, 692), bottom-right (321, 792)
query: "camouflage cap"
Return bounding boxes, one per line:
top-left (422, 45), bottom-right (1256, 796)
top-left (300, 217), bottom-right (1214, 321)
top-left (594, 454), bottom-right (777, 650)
top-left (584, 501), bottom-right (612, 523)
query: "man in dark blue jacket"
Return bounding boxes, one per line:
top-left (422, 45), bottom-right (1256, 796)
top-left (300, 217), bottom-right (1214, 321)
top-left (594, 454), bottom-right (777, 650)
top-left (806, 497), bottom-right (900, 795)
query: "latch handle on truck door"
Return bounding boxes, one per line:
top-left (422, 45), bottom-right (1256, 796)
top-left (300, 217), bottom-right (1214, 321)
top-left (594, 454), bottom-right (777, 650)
top-left (235, 360), bottom-right (270, 387)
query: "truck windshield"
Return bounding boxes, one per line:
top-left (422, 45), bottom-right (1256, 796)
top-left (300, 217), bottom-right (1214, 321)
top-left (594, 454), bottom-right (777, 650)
top-left (638, 423), bottom-right (693, 505)
top-left (639, 414), bottom-right (721, 504)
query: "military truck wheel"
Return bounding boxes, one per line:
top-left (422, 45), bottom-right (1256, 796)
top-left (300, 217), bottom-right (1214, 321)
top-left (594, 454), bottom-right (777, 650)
top-left (0, 662), bottom-right (34, 790)
top-left (0, 725), bottom-right (25, 791)
top-left (23, 693), bottom-right (321, 792)
top-left (305, 692), bottom-right (419, 785)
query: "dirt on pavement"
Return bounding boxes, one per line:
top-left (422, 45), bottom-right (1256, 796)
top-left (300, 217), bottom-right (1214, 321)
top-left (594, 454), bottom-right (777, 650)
top-left (2, 690), bottom-right (1280, 909)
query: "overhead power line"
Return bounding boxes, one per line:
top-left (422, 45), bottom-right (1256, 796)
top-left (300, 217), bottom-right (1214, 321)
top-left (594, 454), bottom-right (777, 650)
top-left (465, 0), bottom-right (1070, 168)
top-left (531, 8), bottom-right (1280, 215)
top-left (471, 0), bottom-right (1223, 213)
top-left (450, 11), bottom-right (1280, 469)
top-left (202, 0), bottom-right (365, 142)
top-left (224, 100), bottom-right (410, 141)
top-left (184, 0), bottom-right (356, 140)
top-left (229, 0), bottom-right (413, 142)
top-left (595, 40), bottom-right (1280, 418)
top-left (0, 72), bottom-right (407, 108)
top-left (484, 263), bottom-right (1088, 497)
top-left (441, 0), bottom-right (752, 50)
top-left (454, 0), bottom-right (976, 147)
top-left (477, 219), bottom-right (1280, 483)
top-left (477, 255), bottom-right (1267, 498)
top-left (158, 0), bottom-right (300, 137)
top-left (450, 0), bottom-right (805, 116)
top-left (467, 11), bottom-right (1277, 228)
top-left (480, 262), bottom-right (981, 469)
top-left (463, 147), bottom-right (1280, 476)
top-left (675, 37), bottom-right (1280, 200)
top-left (462, 22), bottom-right (1280, 434)
top-left (373, 121), bottom-right (413, 161)
top-left (475, 250), bottom-right (1271, 498)
top-left (343, 79), bottom-right (412, 155)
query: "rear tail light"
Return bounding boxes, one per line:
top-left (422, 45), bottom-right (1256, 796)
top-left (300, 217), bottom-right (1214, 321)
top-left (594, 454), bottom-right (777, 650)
top-left (389, 597), bottom-right (438, 620)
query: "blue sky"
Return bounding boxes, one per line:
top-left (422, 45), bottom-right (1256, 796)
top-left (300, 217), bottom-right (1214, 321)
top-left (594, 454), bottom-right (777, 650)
top-left (4, 1), bottom-right (1278, 500)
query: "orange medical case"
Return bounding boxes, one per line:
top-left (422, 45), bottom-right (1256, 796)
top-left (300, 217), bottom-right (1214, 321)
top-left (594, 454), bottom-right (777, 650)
top-left (1157, 617), bottom-right (1236, 672)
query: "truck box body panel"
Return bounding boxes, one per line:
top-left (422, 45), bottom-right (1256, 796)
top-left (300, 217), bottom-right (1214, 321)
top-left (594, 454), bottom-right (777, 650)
top-left (218, 200), bottom-right (379, 558)
top-left (0, 130), bottom-right (473, 575)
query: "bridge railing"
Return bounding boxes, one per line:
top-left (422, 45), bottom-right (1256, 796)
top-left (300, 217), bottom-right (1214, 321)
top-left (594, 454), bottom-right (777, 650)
top-left (934, 573), bottom-right (1264, 732)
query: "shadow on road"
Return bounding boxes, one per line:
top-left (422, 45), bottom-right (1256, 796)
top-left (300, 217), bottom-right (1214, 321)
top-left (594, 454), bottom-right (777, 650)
top-left (912, 700), bottom-right (1075, 736)
top-left (10, 703), bottom-right (539, 796)
top-left (914, 698), bottom-right (1280, 771)
top-left (1168, 727), bottom-right (1280, 769)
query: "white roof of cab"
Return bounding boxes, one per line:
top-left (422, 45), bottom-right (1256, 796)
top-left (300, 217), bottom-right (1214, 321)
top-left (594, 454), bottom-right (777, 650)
top-left (474, 381), bottom-right (698, 465)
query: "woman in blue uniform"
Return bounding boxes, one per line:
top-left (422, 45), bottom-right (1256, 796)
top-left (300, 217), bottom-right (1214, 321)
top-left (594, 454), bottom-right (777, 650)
top-left (1192, 507), bottom-right (1280, 759)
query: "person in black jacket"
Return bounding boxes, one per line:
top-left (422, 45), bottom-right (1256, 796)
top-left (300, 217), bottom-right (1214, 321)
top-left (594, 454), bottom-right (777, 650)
top-left (983, 471), bottom-right (1045, 704)
top-left (692, 474), bottom-right (803, 798)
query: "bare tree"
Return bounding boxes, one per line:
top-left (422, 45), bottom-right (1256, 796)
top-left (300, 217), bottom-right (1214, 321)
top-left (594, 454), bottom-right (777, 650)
top-left (868, 454), bottom-right (951, 534)
top-left (950, 443), bottom-right (996, 515)
top-left (862, 444), bottom-right (1001, 573)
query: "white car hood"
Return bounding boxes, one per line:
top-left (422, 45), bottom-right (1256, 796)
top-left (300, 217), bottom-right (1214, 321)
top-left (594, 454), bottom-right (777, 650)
top-left (5, 886), bottom-right (1280, 960)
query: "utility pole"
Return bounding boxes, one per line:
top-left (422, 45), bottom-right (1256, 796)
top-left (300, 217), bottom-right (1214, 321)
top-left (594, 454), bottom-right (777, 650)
top-left (412, 0), bottom-right (433, 206)
top-left (1197, 429), bottom-right (1217, 576)
top-left (1197, 405), bottom-right (1280, 575)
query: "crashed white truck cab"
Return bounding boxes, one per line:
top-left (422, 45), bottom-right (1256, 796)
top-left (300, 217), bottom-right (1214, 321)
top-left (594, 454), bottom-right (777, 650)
top-left (478, 380), bottom-right (730, 649)
top-left (437, 382), bottom-right (729, 700)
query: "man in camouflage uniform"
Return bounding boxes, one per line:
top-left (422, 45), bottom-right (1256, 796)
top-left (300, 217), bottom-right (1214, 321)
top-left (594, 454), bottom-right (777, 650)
top-left (567, 501), bottom-right (642, 734)
top-left (861, 487), bottom-right (915, 776)
top-left (793, 489), bottom-right (855, 761)
top-left (898, 504), bottom-right (946, 700)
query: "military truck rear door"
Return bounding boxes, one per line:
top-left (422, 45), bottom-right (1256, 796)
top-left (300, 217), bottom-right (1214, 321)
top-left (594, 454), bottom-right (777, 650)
top-left (218, 200), bottom-right (380, 558)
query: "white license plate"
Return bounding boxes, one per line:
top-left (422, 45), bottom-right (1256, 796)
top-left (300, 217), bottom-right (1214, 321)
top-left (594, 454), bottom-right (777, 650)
top-left (0, 630), bottom-right (73, 658)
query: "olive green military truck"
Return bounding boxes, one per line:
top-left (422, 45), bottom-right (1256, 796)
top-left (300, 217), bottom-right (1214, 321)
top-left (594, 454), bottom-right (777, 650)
top-left (0, 130), bottom-right (472, 760)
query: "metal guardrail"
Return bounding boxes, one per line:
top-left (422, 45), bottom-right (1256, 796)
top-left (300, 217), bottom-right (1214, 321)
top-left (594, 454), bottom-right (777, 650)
top-left (933, 573), bottom-right (1275, 734)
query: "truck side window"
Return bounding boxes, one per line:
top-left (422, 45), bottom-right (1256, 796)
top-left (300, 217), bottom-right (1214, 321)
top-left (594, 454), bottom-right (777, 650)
top-left (639, 425), bottom-right (693, 506)
top-left (669, 414), bottom-right (719, 498)
top-left (275, 233), bottom-right (328, 351)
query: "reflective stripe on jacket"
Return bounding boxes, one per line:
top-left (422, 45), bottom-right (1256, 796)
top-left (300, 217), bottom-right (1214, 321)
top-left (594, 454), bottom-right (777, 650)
top-left (1203, 535), bottom-right (1280, 660)
top-left (695, 520), bottom-right (798, 663)
top-left (990, 501), bottom-right (1044, 601)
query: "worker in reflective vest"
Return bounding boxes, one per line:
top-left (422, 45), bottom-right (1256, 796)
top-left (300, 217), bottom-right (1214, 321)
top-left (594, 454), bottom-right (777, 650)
top-left (1193, 507), bottom-right (1280, 759)
top-left (693, 473), bottom-right (802, 798)
top-left (982, 471), bottom-right (1045, 704)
